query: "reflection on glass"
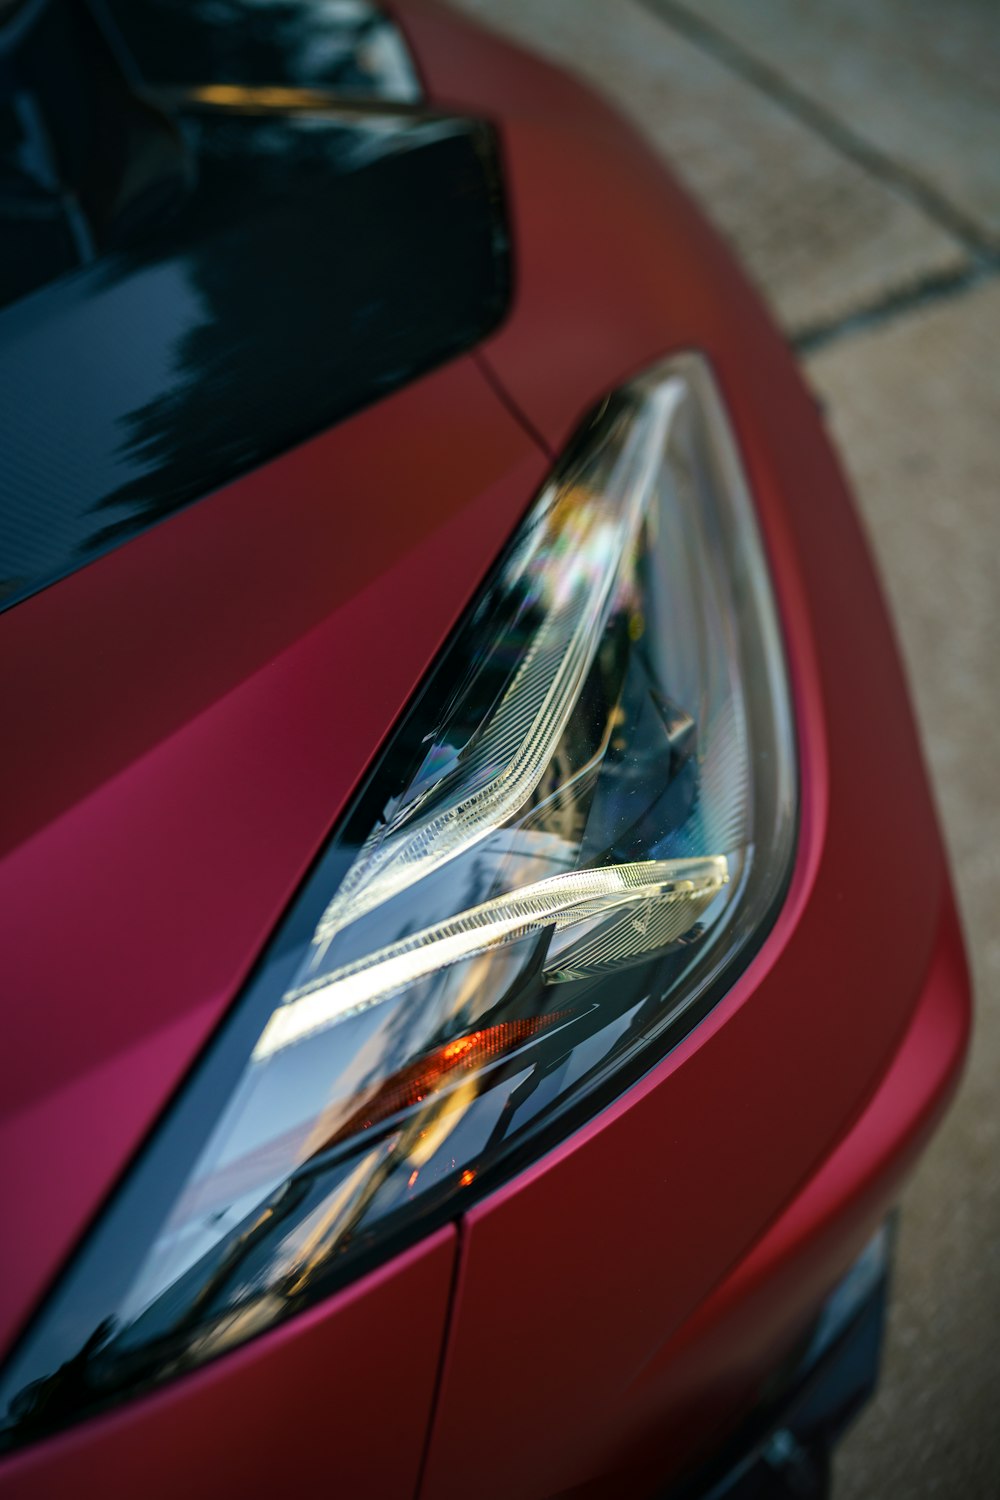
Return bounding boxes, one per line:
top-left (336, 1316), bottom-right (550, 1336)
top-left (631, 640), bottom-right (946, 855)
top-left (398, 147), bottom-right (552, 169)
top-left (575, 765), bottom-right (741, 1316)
top-left (0, 356), bottom-right (795, 1447)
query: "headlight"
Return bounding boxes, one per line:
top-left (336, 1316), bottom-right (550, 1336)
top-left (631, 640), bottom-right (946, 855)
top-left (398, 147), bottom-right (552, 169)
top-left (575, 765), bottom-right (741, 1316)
top-left (0, 354), bottom-right (796, 1445)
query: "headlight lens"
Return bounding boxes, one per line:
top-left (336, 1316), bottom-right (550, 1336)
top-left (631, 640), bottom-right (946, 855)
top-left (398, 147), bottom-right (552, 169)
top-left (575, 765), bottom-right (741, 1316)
top-left (0, 354), bottom-right (795, 1445)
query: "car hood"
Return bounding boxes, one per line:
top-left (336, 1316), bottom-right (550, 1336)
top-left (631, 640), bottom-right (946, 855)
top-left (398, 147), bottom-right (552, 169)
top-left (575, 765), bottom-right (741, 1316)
top-left (0, 350), bottom-right (548, 1351)
top-left (0, 0), bottom-right (523, 1353)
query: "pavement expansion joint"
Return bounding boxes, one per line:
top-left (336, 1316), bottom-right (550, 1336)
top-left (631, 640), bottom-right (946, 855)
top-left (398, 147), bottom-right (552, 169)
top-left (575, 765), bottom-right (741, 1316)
top-left (638, 0), bottom-right (995, 260)
top-left (794, 256), bottom-right (1000, 356)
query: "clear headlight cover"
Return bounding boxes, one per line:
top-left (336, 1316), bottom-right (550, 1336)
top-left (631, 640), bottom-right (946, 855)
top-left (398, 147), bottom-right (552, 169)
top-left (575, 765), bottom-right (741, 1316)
top-left (0, 355), bottom-right (796, 1445)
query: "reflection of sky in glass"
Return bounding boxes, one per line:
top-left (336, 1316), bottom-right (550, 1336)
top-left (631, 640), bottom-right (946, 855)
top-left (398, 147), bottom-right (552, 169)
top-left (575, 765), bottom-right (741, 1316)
top-left (0, 263), bottom-right (203, 579)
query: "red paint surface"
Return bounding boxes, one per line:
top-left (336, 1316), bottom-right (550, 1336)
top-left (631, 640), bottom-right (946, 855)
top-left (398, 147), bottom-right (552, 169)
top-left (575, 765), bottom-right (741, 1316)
top-left (427, 896), bottom-right (968, 1500)
top-left (394, 7), bottom-right (971, 1495)
top-left (0, 2), bottom-right (971, 1493)
top-left (0, 356), bottom-right (549, 1353)
top-left (0, 1229), bottom-right (456, 1500)
top-left (574, 885), bottom-right (969, 1497)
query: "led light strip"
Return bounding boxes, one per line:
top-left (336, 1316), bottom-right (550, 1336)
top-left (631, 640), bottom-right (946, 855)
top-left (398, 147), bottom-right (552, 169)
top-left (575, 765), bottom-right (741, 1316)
top-left (310, 380), bottom-right (688, 955)
top-left (254, 854), bottom-right (728, 1060)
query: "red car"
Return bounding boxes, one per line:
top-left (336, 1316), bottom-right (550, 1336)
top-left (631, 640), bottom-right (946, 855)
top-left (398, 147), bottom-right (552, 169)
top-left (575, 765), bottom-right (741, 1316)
top-left (0, 2), bottom-right (969, 1497)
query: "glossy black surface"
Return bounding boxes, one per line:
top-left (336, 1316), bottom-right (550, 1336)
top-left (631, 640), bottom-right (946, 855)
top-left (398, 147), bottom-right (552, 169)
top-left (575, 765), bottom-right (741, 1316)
top-left (104, 0), bottom-right (422, 103)
top-left (0, 98), bottom-right (508, 608)
top-left (0, 0), bottom-right (193, 309)
top-left (0, 0), bottom-right (506, 610)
